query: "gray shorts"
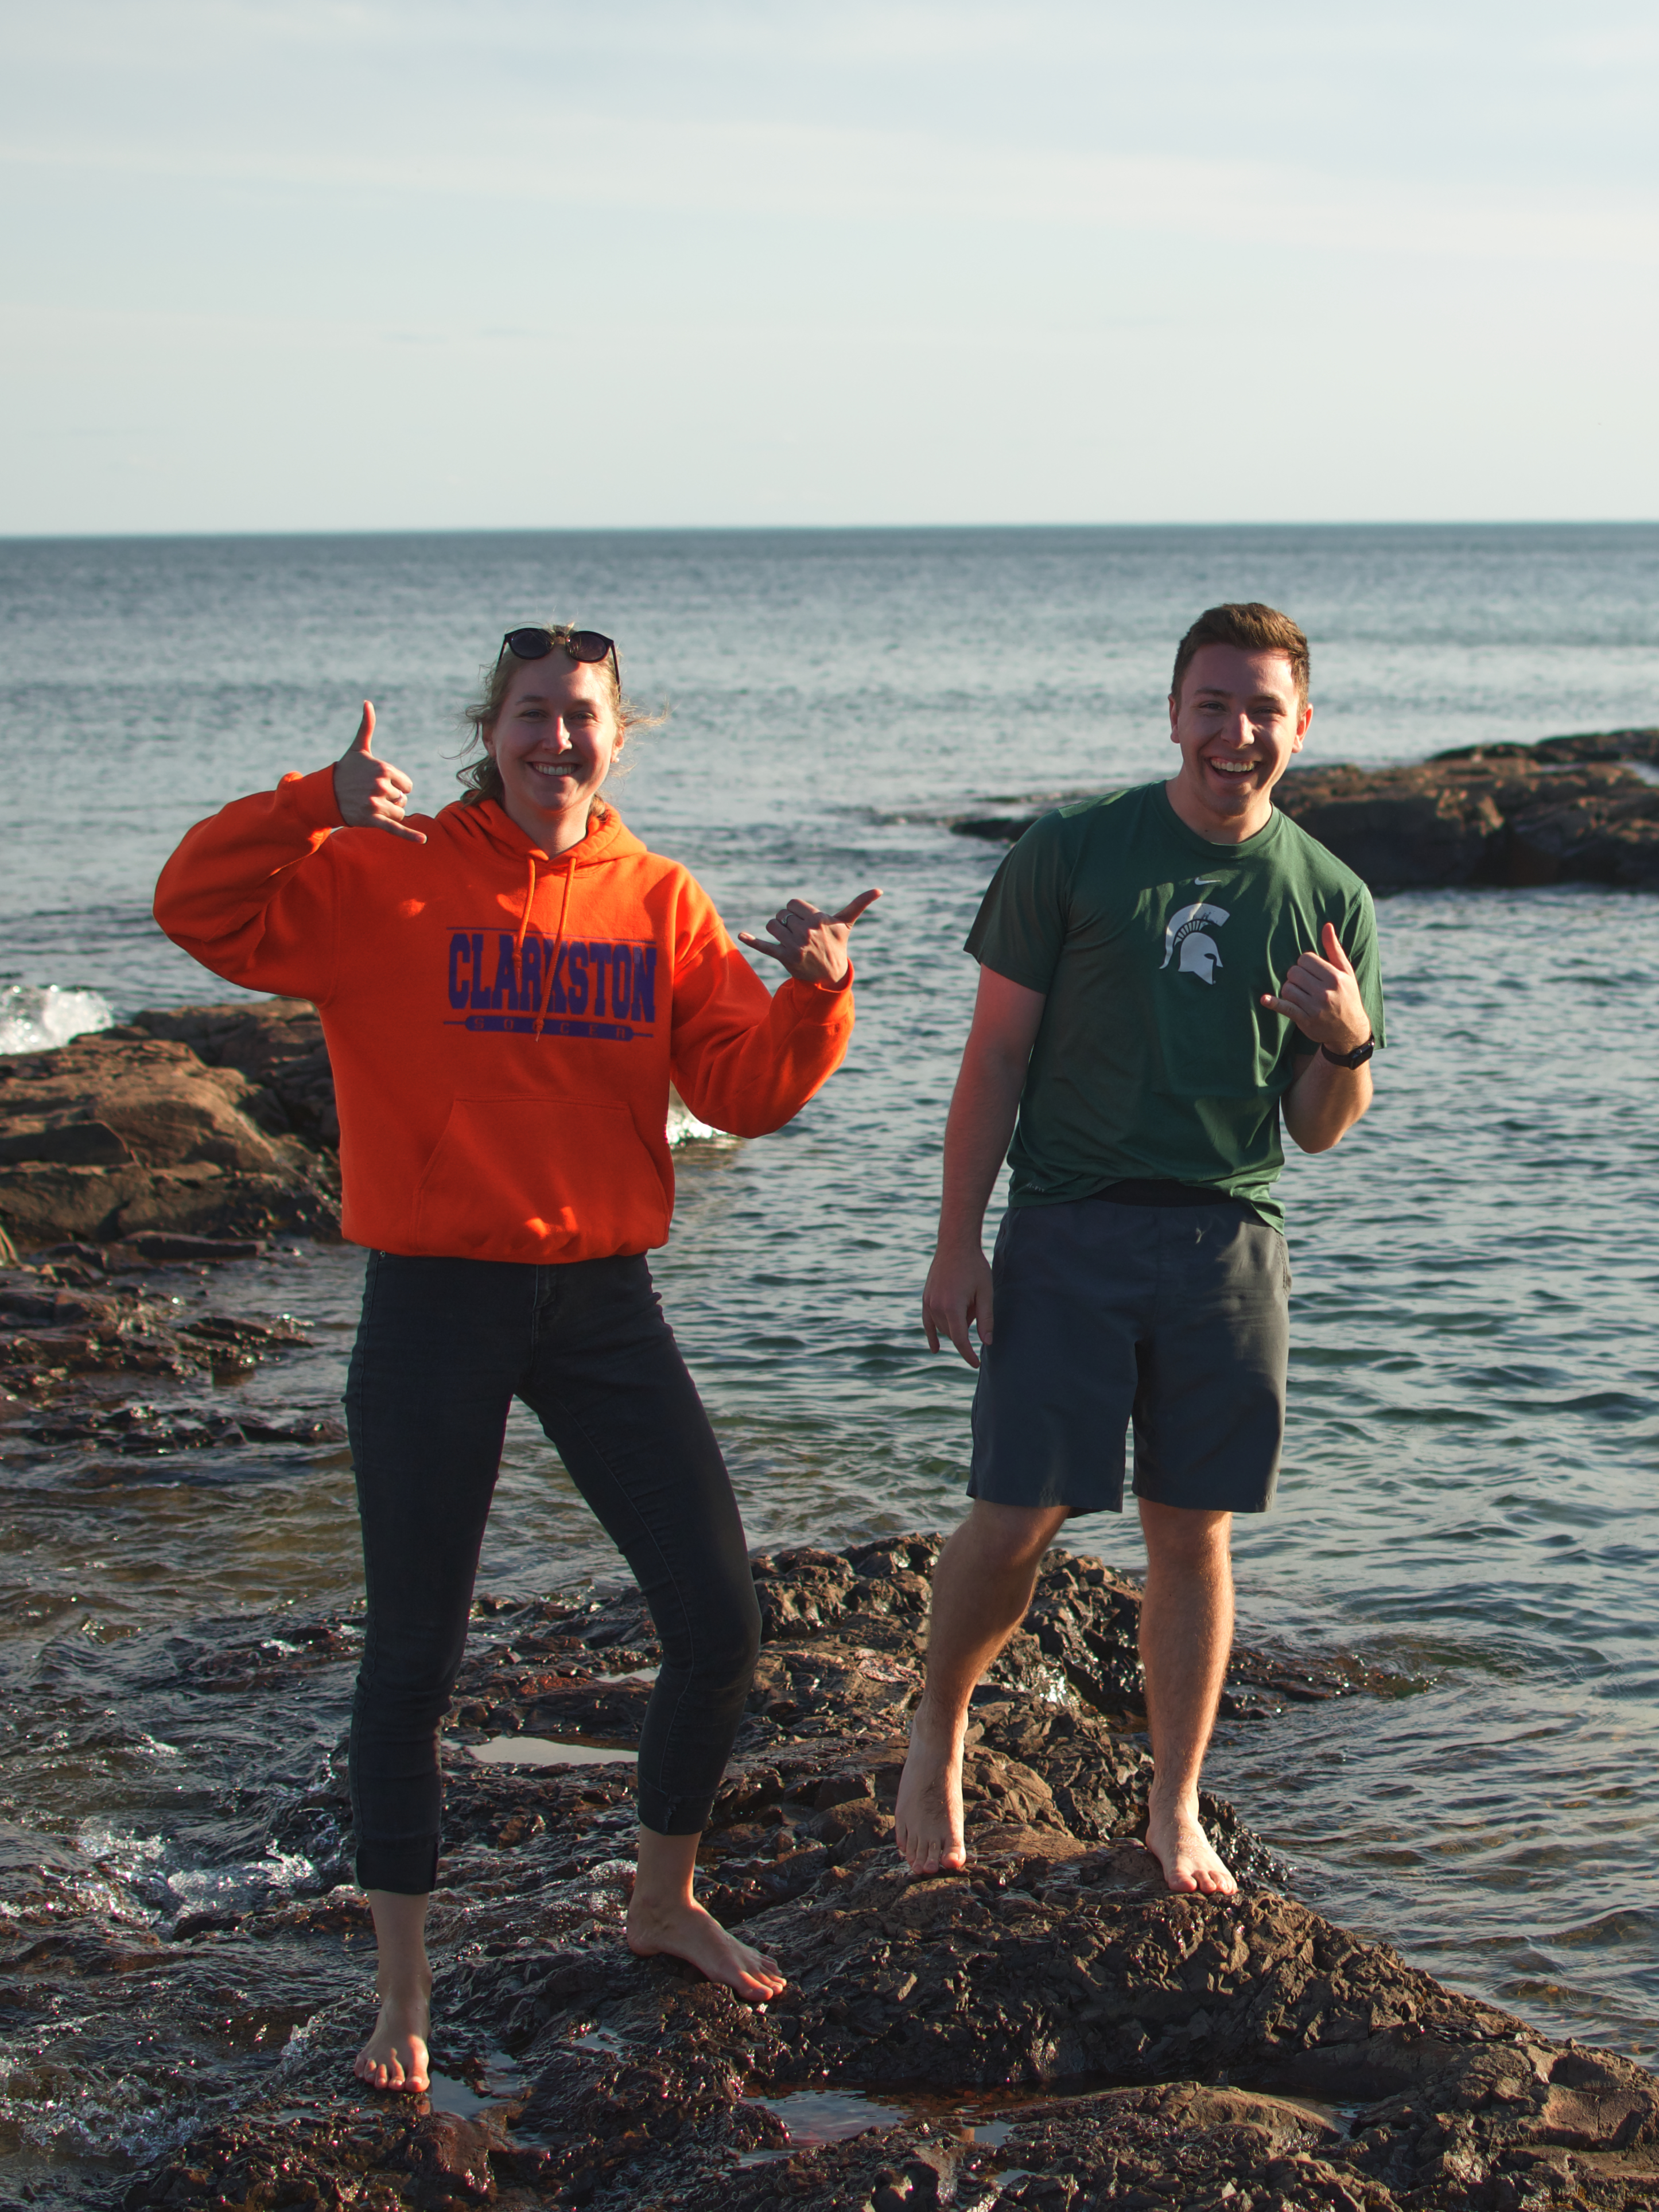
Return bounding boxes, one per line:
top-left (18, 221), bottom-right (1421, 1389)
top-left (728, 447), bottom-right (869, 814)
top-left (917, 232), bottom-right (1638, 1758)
top-left (968, 1197), bottom-right (1291, 1518)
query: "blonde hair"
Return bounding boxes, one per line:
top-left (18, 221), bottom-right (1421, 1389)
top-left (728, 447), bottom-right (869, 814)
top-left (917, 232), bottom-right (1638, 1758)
top-left (456, 623), bottom-right (663, 807)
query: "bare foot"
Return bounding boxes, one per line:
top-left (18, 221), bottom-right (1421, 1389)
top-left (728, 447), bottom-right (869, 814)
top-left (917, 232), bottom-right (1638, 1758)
top-left (1145, 1790), bottom-right (1237, 1897)
top-left (895, 1694), bottom-right (968, 1876)
top-left (627, 1895), bottom-right (786, 2003)
top-left (353, 1980), bottom-right (432, 2093)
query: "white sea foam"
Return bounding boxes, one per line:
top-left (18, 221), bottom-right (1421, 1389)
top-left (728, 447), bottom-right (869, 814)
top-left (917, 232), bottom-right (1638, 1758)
top-left (0, 982), bottom-right (115, 1055)
top-left (665, 1086), bottom-right (731, 1146)
top-left (78, 1817), bottom-right (317, 1920)
top-left (164, 1846), bottom-right (317, 1912)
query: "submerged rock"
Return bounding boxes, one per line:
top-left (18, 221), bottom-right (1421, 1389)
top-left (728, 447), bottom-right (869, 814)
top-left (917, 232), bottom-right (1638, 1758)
top-left (951, 727), bottom-right (1659, 893)
top-left (0, 1243), bottom-right (339, 1452)
top-left (119, 1538), bottom-right (1659, 2211)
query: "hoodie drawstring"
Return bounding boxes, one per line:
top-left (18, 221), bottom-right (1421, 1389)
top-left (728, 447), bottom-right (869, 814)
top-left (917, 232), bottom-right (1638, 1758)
top-left (531, 857), bottom-right (576, 1041)
top-left (516, 855), bottom-right (536, 959)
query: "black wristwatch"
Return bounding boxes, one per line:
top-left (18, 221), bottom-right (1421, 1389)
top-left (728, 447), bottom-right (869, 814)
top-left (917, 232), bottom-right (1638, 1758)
top-left (1320, 1036), bottom-right (1375, 1069)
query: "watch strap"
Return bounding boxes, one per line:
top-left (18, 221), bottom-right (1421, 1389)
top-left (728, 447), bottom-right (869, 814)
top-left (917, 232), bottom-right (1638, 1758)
top-left (1320, 1036), bottom-right (1375, 1068)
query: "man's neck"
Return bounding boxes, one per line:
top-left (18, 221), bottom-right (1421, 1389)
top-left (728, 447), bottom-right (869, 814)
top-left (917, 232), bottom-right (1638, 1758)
top-left (1163, 773), bottom-right (1275, 846)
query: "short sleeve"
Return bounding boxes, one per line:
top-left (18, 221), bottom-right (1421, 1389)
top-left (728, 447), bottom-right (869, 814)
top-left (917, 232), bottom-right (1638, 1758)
top-left (1346, 887), bottom-right (1387, 1048)
top-left (963, 815), bottom-right (1071, 994)
top-left (1290, 883), bottom-right (1386, 1054)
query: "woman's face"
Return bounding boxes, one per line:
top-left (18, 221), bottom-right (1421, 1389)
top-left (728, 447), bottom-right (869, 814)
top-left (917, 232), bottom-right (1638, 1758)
top-left (483, 654), bottom-right (623, 852)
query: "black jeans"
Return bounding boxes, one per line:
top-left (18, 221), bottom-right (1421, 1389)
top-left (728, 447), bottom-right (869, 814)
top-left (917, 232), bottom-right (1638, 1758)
top-left (344, 1250), bottom-right (761, 1895)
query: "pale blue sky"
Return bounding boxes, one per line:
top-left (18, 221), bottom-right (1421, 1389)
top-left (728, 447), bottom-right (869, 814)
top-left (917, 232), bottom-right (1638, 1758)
top-left (2, 0), bottom-right (1656, 531)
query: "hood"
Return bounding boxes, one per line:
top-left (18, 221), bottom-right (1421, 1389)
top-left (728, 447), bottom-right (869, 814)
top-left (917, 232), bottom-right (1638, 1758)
top-left (440, 795), bottom-right (647, 872)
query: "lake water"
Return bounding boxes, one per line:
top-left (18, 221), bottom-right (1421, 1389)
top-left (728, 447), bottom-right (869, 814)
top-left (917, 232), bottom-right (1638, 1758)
top-left (1, 524), bottom-right (1657, 2190)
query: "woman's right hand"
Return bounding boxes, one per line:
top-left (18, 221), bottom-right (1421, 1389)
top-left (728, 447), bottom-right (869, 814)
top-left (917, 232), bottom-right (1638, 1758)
top-left (333, 702), bottom-right (426, 843)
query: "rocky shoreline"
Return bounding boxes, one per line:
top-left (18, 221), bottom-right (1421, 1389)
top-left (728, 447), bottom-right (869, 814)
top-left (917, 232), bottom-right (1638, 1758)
top-left (102, 1534), bottom-right (1659, 2212)
top-left (6, 1199), bottom-right (1656, 2206)
top-left (951, 727), bottom-right (1659, 891)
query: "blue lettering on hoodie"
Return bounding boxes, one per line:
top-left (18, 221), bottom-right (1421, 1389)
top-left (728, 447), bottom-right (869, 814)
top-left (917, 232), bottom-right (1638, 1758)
top-left (492, 934), bottom-right (520, 1011)
top-left (519, 936), bottom-right (543, 1010)
top-left (630, 946), bottom-right (657, 1022)
top-left (468, 931), bottom-right (494, 1010)
top-left (446, 931), bottom-right (659, 1038)
top-left (545, 939), bottom-right (568, 1014)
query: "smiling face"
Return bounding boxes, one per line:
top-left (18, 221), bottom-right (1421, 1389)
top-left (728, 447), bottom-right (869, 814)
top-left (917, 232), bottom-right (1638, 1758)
top-left (1165, 642), bottom-right (1312, 843)
top-left (482, 654), bottom-right (623, 853)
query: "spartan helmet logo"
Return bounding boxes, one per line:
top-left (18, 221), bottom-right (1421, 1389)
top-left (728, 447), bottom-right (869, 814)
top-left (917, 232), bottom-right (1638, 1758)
top-left (1160, 899), bottom-right (1230, 985)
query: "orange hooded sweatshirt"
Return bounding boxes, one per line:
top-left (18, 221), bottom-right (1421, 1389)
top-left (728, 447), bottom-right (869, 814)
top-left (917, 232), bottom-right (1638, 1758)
top-left (153, 768), bottom-right (856, 1265)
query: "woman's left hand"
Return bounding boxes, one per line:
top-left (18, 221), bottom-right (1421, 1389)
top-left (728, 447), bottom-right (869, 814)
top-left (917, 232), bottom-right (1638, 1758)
top-left (740, 889), bottom-right (882, 986)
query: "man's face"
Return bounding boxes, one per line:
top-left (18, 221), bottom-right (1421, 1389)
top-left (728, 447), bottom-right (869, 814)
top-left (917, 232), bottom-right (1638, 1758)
top-left (1167, 643), bottom-right (1312, 840)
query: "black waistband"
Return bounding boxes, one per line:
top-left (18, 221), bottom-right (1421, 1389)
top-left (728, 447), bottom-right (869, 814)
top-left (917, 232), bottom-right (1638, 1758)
top-left (1089, 1179), bottom-right (1254, 1214)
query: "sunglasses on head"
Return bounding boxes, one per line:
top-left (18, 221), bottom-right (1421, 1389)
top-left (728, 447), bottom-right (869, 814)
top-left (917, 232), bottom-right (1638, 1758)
top-left (499, 627), bottom-right (620, 688)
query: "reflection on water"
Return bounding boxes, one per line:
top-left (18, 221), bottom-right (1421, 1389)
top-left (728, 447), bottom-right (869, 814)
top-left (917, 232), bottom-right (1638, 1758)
top-left (468, 1738), bottom-right (638, 1768)
top-left (740, 2083), bottom-right (1019, 2161)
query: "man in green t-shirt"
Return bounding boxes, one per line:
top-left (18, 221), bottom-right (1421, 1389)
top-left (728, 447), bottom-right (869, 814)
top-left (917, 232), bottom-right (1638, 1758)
top-left (897, 602), bottom-right (1385, 1896)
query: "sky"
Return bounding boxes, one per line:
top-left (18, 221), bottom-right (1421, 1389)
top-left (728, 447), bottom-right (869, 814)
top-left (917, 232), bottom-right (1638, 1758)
top-left (1, 0), bottom-right (1656, 533)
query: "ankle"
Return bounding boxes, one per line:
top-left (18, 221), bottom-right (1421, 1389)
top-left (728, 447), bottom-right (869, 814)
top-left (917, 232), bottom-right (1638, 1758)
top-left (1148, 1780), bottom-right (1200, 1821)
top-left (911, 1688), bottom-right (969, 1747)
top-left (629, 1891), bottom-right (697, 1933)
top-left (376, 1959), bottom-right (432, 2001)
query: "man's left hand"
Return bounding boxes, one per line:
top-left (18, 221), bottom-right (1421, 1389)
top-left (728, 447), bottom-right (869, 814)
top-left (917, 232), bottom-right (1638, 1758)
top-left (1260, 922), bottom-right (1370, 1053)
top-left (740, 889), bottom-right (882, 987)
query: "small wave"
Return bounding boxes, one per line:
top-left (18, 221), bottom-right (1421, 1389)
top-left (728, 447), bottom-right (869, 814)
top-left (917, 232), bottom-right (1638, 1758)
top-left (666, 1086), bottom-right (735, 1146)
top-left (164, 1845), bottom-right (317, 1914)
top-left (0, 982), bottom-right (115, 1055)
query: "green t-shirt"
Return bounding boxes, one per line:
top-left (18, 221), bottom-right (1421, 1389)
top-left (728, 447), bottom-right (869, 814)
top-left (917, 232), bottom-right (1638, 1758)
top-left (965, 780), bottom-right (1386, 1232)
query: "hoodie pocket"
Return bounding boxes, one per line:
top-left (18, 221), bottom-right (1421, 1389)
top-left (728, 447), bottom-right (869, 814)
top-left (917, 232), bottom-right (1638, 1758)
top-left (411, 1096), bottom-right (670, 1259)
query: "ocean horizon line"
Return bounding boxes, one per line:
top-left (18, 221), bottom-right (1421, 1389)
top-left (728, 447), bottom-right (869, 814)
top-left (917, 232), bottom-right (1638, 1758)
top-left (3, 516), bottom-right (1658, 547)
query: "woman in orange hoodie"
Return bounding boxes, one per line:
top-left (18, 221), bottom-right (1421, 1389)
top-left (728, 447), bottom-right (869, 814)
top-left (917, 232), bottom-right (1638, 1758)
top-left (154, 624), bottom-right (878, 2092)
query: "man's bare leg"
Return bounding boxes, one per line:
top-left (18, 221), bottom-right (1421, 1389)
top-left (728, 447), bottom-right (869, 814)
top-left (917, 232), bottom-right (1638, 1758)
top-left (896, 1501), bottom-right (1070, 1875)
top-left (355, 1890), bottom-right (432, 2091)
top-left (1138, 1499), bottom-right (1237, 1897)
top-left (627, 1828), bottom-right (786, 2002)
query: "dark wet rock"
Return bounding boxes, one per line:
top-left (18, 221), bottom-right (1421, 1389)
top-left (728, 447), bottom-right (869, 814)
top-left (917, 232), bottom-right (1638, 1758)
top-left (951, 727), bottom-right (1659, 893)
top-left (0, 1250), bottom-right (335, 1465)
top-left (127, 997), bottom-right (341, 1149)
top-left (123, 1537), bottom-right (1659, 2212)
top-left (0, 1023), bottom-right (340, 1251)
top-left (119, 2106), bottom-right (516, 2209)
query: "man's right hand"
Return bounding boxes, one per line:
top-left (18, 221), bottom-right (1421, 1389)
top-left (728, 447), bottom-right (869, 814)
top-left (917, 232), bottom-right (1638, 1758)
top-left (333, 702), bottom-right (426, 843)
top-left (923, 1243), bottom-right (994, 1369)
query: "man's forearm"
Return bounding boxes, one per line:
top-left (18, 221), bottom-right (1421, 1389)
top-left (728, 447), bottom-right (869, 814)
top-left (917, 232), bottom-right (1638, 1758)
top-left (937, 1041), bottom-right (1027, 1251)
top-left (1282, 1051), bottom-right (1373, 1153)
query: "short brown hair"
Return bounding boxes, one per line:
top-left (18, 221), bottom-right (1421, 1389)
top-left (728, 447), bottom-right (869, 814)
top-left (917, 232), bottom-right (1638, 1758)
top-left (1170, 603), bottom-right (1310, 711)
top-left (456, 623), bottom-right (663, 808)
